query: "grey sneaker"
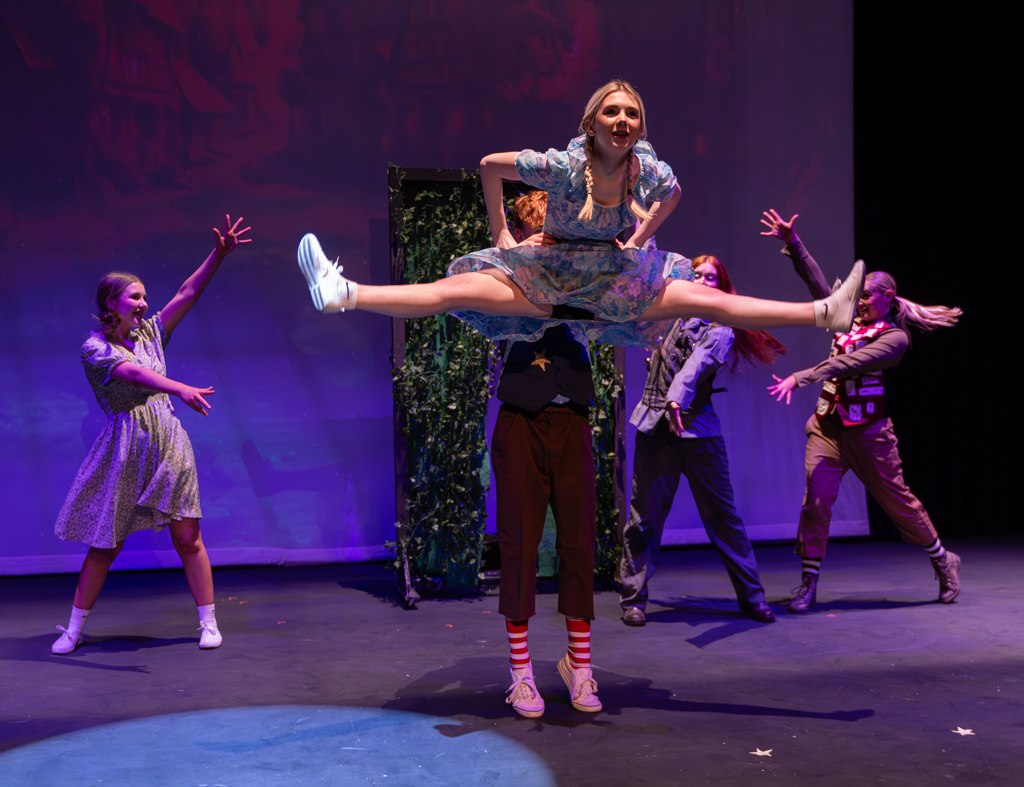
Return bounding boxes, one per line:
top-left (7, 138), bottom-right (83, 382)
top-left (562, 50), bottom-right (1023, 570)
top-left (815, 260), bottom-right (865, 332)
top-left (934, 551), bottom-right (961, 603)
top-left (622, 606), bottom-right (646, 626)
top-left (788, 573), bottom-right (818, 614)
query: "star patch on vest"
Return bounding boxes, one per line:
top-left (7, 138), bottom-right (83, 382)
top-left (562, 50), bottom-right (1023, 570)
top-left (531, 350), bottom-right (551, 371)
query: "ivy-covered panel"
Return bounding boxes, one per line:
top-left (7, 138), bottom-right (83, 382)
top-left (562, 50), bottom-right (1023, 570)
top-left (390, 172), bottom-right (497, 590)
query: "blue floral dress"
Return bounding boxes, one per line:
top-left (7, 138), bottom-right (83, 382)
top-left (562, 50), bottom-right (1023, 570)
top-left (447, 135), bottom-right (693, 347)
top-left (54, 316), bottom-right (202, 549)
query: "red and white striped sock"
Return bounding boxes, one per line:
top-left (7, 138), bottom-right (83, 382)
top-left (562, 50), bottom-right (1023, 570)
top-left (506, 618), bottom-right (530, 671)
top-left (566, 618), bottom-right (591, 668)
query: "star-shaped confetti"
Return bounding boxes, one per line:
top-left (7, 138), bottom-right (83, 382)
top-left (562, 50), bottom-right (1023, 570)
top-left (531, 350), bottom-right (551, 371)
top-left (749, 748), bottom-right (772, 757)
top-left (952, 727), bottom-right (975, 736)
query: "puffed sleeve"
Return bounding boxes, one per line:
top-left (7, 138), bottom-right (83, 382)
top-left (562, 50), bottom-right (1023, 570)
top-left (81, 335), bottom-right (128, 387)
top-left (632, 141), bottom-right (678, 205)
top-left (515, 148), bottom-right (571, 191)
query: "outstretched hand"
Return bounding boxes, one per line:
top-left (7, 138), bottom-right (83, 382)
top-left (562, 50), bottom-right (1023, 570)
top-left (760, 209), bottom-right (799, 244)
top-left (767, 374), bottom-right (797, 404)
top-left (213, 214), bottom-right (252, 257)
top-left (178, 385), bottom-right (215, 416)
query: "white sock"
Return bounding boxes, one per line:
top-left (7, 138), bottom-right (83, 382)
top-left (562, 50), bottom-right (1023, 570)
top-left (197, 603), bottom-right (217, 625)
top-left (67, 605), bottom-right (90, 636)
top-left (801, 558), bottom-right (822, 576)
top-left (340, 280), bottom-right (358, 312)
top-left (924, 538), bottom-right (946, 562)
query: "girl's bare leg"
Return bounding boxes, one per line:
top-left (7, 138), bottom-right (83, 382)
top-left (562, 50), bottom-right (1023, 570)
top-left (169, 518), bottom-right (215, 606)
top-left (356, 269), bottom-right (552, 319)
top-left (642, 259), bottom-right (864, 331)
top-left (72, 542), bottom-right (125, 610)
top-left (640, 279), bottom-right (815, 328)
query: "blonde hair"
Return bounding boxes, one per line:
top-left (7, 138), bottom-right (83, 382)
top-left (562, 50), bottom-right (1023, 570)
top-left (866, 271), bottom-right (961, 340)
top-left (577, 80), bottom-right (653, 224)
top-left (95, 271), bottom-right (142, 333)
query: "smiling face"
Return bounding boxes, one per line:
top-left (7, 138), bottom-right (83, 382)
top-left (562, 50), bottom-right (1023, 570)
top-left (106, 281), bottom-right (148, 331)
top-left (586, 90), bottom-right (643, 154)
top-left (858, 286), bottom-right (894, 323)
top-left (693, 260), bottom-right (720, 289)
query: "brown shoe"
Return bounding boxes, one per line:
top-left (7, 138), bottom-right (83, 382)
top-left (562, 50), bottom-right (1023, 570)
top-left (788, 573), bottom-right (818, 614)
top-left (622, 607), bottom-right (646, 626)
top-left (934, 551), bottom-right (961, 603)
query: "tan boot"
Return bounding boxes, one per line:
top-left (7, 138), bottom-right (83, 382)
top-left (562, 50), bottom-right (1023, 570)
top-left (933, 551), bottom-right (961, 603)
top-left (788, 573), bottom-right (818, 614)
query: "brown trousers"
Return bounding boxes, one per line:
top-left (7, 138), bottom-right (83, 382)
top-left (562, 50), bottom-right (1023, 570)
top-left (492, 403), bottom-right (596, 621)
top-left (797, 414), bottom-right (938, 559)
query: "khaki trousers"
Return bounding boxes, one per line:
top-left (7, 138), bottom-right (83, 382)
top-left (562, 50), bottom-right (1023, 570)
top-left (797, 414), bottom-right (938, 559)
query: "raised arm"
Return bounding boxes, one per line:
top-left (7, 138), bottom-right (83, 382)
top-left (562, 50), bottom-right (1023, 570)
top-left (158, 214), bottom-right (251, 336)
top-left (109, 363), bottom-right (215, 416)
top-left (760, 209), bottom-right (832, 299)
top-left (479, 153), bottom-right (522, 249)
top-left (626, 183), bottom-right (681, 249)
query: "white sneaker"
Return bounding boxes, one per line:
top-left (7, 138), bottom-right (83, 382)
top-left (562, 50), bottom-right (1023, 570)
top-left (557, 654), bottom-right (602, 712)
top-left (297, 233), bottom-right (357, 313)
top-left (198, 620), bottom-right (223, 649)
top-left (51, 625), bottom-right (82, 655)
top-left (815, 260), bottom-right (865, 332)
top-left (505, 665), bottom-right (545, 718)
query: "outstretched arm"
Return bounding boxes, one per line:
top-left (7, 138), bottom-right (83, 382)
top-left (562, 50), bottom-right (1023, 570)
top-left (767, 330), bottom-right (909, 405)
top-left (479, 153), bottom-right (522, 249)
top-left (158, 214), bottom-right (251, 336)
top-left (110, 363), bottom-right (215, 416)
top-left (626, 183), bottom-right (681, 249)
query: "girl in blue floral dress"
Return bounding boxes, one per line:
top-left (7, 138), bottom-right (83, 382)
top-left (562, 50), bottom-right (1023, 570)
top-left (297, 80), bottom-right (865, 345)
top-left (51, 216), bottom-right (251, 655)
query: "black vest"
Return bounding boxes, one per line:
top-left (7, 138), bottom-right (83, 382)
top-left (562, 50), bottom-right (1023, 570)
top-left (496, 326), bottom-right (596, 412)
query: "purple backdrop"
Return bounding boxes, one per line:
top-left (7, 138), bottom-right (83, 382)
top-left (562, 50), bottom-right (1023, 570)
top-left (0, 0), bottom-right (863, 574)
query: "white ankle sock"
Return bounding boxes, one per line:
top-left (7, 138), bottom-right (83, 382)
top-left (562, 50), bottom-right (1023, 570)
top-left (924, 538), bottom-right (946, 562)
top-left (340, 280), bottom-right (358, 312)
top-left (197, 603), bottom-right (217, 624)
top-left (801, 558), bottom-right (822, 576)
top-left (68, 605), bottom-right (90, 635)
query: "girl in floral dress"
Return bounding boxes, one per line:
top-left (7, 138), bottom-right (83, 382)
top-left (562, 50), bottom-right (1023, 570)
top-left (296, 80), bottom-right (866, 346)
top-left (51, 215), bottom-right (251, 654)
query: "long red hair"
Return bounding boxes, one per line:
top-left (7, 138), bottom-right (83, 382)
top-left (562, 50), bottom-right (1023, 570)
top-left (692, 255), bottom-right (786, 371)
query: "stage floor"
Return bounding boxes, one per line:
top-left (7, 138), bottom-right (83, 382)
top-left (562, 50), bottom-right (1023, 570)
top-left (1, 538), bottom-right (1020, 785)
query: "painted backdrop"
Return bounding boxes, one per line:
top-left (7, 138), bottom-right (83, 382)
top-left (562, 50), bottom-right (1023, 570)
top-left (0, 0), bottom-right (862, 573)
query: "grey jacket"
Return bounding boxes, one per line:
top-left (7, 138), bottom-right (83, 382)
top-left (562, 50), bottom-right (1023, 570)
top-left (629, 317), bottom-right (734, 438)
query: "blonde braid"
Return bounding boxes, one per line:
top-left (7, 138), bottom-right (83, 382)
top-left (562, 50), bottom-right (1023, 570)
top-left (626, 147), bottom-right (653, 222)
top-left (577, 137), bottom-right (596, 222)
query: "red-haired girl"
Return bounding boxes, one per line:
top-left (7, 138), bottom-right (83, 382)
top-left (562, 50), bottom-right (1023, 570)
top-left (620, 254), bottom-right (786, 626)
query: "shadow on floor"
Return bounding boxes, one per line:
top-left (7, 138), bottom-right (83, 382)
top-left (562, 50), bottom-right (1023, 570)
top-left (382, 657), bottom-right (875, 733)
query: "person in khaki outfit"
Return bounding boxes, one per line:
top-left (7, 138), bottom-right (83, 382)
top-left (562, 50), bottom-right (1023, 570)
top-left (762, 210), bottom-right (962, 613)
